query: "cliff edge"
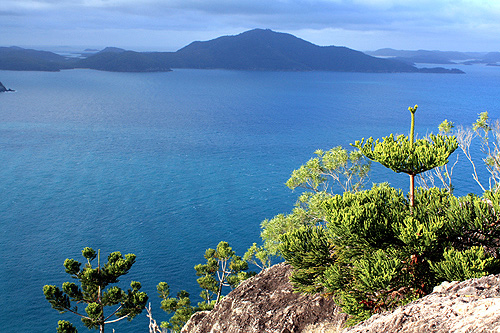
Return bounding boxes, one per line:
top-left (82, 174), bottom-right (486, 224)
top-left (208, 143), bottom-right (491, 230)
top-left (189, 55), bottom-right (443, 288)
top-left (181, 263), bottom-right (348, 333)
top-left (345, 274), bottom-right (500, 333)
top-left (182, 263), bottom-right (500, 333)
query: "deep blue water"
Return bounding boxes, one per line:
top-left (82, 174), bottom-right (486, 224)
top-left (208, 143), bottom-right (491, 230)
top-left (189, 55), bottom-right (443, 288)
top-left (1, 65), bottom-right (500, 332)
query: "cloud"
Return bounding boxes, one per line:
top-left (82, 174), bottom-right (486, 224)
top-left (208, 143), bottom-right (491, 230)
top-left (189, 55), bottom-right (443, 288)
top-left (3, 0), bottom-right (497, 31)
top-left (1, 0), bottom-right (499, 51)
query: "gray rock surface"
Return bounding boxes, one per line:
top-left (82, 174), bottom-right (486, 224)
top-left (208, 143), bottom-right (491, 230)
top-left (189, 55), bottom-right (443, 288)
top-left (344, 274), bottom-right (500, 333)
top-left (182, 264), bottom-right (500, 333)
top-left (181, 263), bottom-right (347, 333)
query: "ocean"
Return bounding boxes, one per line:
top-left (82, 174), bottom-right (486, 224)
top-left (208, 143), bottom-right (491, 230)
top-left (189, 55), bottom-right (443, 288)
top-left (1, 65), bottom-right (499, 332)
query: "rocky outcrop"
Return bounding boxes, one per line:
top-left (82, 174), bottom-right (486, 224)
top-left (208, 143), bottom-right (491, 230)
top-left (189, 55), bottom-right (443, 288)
top-left (345, 274), bottom-right (500, 333)
top-left (181, 263), bottom-right (500, 333)
top-left (0, 81), bottom-right (14, 92)
top-left (181, 263), bottom-right (348, 333)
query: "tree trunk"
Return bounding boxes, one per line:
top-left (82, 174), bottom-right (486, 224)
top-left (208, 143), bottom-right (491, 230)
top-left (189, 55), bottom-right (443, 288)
top-left (216, 280), bottom-right (223, 304)
top-left (410, 174), bottom-right (415, 208)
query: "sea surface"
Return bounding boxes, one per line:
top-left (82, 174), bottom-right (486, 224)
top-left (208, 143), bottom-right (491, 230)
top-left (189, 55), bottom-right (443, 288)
top-left (1, 65), bottom-right (500, 332)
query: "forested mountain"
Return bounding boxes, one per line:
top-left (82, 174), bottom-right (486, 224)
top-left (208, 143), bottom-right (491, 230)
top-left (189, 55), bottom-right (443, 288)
top-left (0, 29), bottom-right (467, 73)
top-left (166, 29), bottom-right (418, 72)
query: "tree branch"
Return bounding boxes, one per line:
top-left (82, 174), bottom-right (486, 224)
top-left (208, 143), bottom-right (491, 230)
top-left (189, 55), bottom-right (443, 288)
top-left (104, 304), bottom-right (123, 322)
top-left (105, 314), bottom-right (129, 325)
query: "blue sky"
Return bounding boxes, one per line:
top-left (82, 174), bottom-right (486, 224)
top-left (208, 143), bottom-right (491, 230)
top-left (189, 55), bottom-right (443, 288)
top-left (1, 0), bottom-right (499, 52)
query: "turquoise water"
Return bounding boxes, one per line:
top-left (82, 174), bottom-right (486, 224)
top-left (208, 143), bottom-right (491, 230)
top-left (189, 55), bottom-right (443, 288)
top-left (1, 66), bottom-right (500, 332)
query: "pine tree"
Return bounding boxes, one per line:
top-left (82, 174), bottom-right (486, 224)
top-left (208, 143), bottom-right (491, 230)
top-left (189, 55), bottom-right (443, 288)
top-left (156, 241), bottom-right (255, 332)
top-left (279, 226), bottom-right (335, 293)
top-left (157, 282), bottom-right (194, 332)
top-left (43, 247), bottom-right (148, 333)
top-left (286, 146), bottom-right (371, 193)
top-left (195, 241), bottom-right (253, 305)
top-left (243, 243), bottom-right (272, 270)
top-left (353, 105), bottom-right (458, 207)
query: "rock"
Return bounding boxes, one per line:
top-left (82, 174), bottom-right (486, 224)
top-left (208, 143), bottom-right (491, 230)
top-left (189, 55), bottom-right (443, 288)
top-left (181, 264), bottom-right (500, 333)
top-left (344, 274), bottom-right (500, 333)
top-left (0, 81), bottom-right (14, 92)
top-left (181, 263), bottom-right (347, 333)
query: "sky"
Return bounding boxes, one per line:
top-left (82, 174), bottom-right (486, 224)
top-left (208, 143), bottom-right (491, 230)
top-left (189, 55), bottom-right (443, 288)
top-left (1, 0), bottom-right (499, 52)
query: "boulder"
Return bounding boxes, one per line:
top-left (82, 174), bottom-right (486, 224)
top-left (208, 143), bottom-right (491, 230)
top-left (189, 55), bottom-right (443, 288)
top-left (181, 263), bottom-right (347, 333)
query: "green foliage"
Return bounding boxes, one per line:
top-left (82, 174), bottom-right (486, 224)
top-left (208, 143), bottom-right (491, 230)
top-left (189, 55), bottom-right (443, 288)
top-left (445, 191), bottom-right (500, 251)
top-left (353, 133), bottom-right (458, 176)
top-left (280, 184), bottom-right (500, 325)
top-left (195, 241), bottom-right (252, 305)
top-left (430, 246), bottom-right (500, 281)
top-left (243, 243), bottom-right (272, 270)
top-left (157, 282), bottom-right (194, 332)
top-left (279, 226), bottom-right (335, 293)
top-left (260, 104), bottom-right (500, 327)
top-left (353, 105), bottom-right (458, 207)
top-left (469, 112), bottom-right (500, 191)
top-left (157, 241), bottom-right (254, 332)
top-left (439, 119), bottom-right (455, 135)
top-left (323, 184), bottom-right (407, 253)
top-left (322, 247), bottom-right (420, 325)
top-left (261, 191), bottom-right (332, 256)
top-left (43, 247), bottom-right (148, 332)
top-left (57, 320), bottom-right (78, 333)
top-left (286, 146), bottom-right (371, 193)
top-left (261, 146), bottom-right (371, 258)
top-left (473, 111), bottom-right (490, 132)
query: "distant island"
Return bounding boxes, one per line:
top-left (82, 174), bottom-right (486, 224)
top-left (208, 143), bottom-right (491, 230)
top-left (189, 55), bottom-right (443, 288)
top-left (365, 48), bottom-right (500, 66)
top-left (0, 29), bottom-right (471, 73)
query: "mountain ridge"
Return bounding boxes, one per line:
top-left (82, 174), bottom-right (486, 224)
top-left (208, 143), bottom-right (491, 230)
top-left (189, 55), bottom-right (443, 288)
top-left (0, 29), bottom-right (467, 73)
top-left (168, 29), bottom-right (422, 72)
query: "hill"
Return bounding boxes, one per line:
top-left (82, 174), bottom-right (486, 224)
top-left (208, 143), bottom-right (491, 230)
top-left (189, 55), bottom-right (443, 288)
top-left (0, 30), bottom-right (467, 73)
top-left (81, 29), bottom-right (463, 73)
top-left (77, 48), bottom-right (171, 72)
top-left (0, 46), bottom-right (72, 71)
top-left (167, 29), bottom-right (420, 72)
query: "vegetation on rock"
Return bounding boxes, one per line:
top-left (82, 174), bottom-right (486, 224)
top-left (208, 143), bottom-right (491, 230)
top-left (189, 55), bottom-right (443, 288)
top-left (272, 106), bottom-right (500, 325)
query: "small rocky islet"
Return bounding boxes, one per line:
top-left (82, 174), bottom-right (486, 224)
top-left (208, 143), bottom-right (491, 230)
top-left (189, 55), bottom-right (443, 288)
top-left (0, 81), bottom-right (14, 92)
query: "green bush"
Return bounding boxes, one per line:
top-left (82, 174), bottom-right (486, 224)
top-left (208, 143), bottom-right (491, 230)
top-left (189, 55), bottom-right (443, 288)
top-left (279, 185), bottom-right (500, 325)
top-left (280, 226), bottom-right (334, 293)
top-left (274, 107), bottom-right (500, 326)
top-left (430, 246), bottom-right (500, 281)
